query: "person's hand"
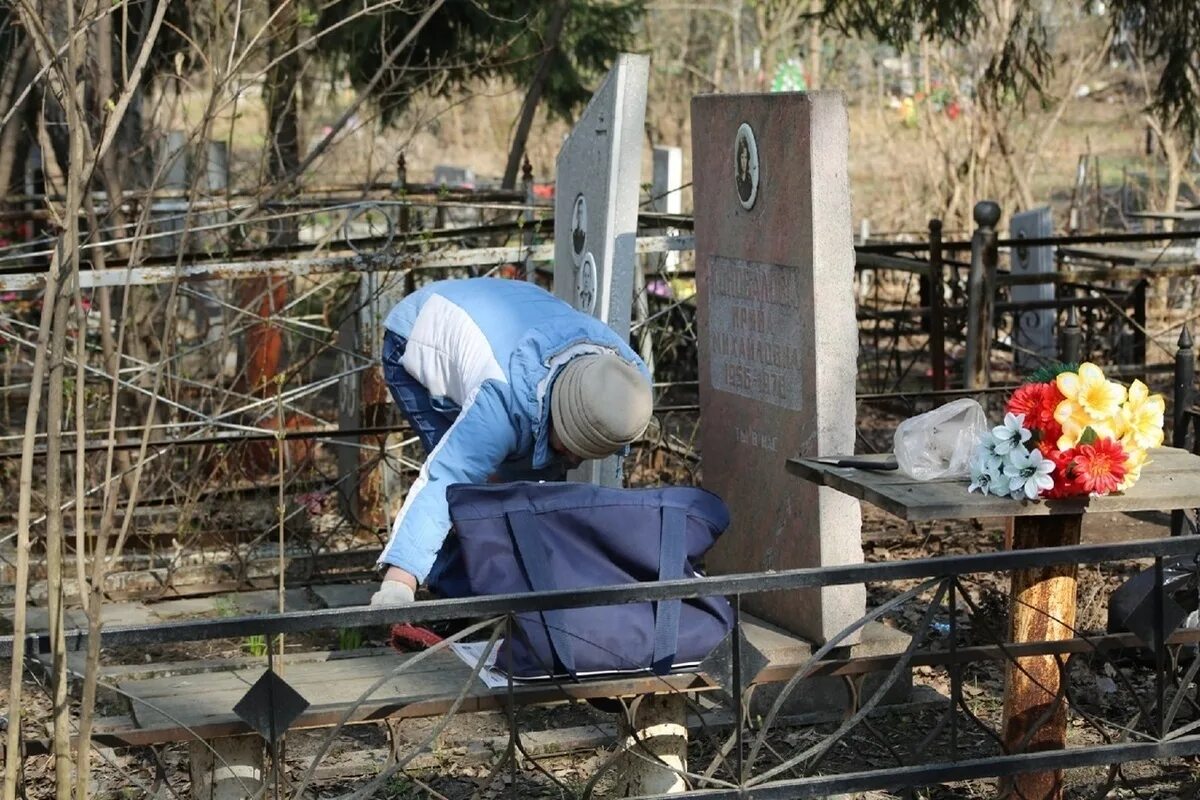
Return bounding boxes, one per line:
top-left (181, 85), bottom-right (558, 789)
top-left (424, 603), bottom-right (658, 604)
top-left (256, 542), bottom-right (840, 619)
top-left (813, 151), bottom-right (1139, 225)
top-left (370, 580), bottom-right (415, 607)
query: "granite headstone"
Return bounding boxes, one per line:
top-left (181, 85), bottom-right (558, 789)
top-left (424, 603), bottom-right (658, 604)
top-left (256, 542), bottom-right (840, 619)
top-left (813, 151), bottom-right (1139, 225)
top-left (692, 92), bottom-right (865, 644)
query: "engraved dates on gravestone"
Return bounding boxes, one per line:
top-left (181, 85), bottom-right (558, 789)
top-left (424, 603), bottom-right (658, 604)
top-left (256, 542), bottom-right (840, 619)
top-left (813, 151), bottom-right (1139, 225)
top-left (708, 256), bottom-right (803, 410)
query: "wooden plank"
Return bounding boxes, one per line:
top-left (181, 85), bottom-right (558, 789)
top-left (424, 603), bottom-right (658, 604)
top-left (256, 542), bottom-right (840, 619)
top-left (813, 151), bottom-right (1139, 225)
top-left (118, 671), bottom-right (706, 745)
top-left (787, 447), bottom-right (1200, 522)
top-left (88, 625), bottom-right (1200, 749)
top-left (108, 619), bottom-right (815, 745)
top-left (40, 645), bottom-right (389, 684)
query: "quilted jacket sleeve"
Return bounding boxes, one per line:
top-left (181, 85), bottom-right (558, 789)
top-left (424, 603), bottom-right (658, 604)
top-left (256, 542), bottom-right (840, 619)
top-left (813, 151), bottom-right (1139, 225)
top-left (378, 382), bottom-right (518, 581)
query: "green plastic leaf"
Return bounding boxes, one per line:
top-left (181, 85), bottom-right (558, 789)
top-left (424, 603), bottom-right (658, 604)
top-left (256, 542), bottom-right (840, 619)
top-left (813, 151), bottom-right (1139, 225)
top-left (1026, 362), bottom-right (1079, 384)
top-left (1078, 426), bottom-right (1099, 446)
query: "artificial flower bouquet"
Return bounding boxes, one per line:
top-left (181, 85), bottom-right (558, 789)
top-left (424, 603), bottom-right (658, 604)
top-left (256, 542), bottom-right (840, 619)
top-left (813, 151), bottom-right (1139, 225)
top-left (968, 362), bottom-right (1165, 500)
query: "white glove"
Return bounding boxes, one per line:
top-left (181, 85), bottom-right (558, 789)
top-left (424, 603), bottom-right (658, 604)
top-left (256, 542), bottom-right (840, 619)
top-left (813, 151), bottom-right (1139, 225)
top-left (370, 581), bottom-right (416, 607)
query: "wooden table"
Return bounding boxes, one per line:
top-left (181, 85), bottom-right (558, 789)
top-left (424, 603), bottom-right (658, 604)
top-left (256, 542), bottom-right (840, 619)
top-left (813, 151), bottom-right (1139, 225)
top-left (787, 447), bottom-right (1200, 800)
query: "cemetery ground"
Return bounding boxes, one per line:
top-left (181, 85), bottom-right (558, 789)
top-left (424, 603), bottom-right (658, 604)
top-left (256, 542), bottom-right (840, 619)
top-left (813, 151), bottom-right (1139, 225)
top-left (5, 412), bottom-right (1196, 799)
top-left (6, 513), bottom-right (1193, 799)
top-left (5, 281), bottom-right (1197, 798)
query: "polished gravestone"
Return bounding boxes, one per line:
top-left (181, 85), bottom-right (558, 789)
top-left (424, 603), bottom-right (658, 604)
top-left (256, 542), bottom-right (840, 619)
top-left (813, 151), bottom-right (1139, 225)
top-left (692, 91), bottom-right (865, 644)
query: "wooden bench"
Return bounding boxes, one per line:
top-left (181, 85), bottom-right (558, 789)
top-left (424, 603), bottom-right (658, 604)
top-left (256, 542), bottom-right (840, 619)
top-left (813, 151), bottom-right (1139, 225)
top-left (40, 619), bottom-right (910, 798)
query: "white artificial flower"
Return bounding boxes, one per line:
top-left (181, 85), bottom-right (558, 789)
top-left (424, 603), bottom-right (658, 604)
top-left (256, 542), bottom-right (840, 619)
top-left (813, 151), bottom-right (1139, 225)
top-left (992, 412), bottom-right (1032, 456)
top-left (1006, 447), bottom-right (1056, 500)
top-left (968, 454), bottom-right (1005, 496)
top-left (976, 431), bottom-right (1005, 471)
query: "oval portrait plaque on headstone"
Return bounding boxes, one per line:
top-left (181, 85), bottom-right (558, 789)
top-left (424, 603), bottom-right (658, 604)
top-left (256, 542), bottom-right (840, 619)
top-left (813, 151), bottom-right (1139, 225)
top-left (577, 252), bottom-right (598, 315)
top-left (571, 194), bottom-right (588, 266)
top-left (733, 123), bottom-right (760, 210)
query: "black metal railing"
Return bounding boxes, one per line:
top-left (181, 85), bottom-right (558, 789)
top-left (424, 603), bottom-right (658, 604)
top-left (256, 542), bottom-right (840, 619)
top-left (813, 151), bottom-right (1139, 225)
top-left (6, 534), bottom-right (1200, 798)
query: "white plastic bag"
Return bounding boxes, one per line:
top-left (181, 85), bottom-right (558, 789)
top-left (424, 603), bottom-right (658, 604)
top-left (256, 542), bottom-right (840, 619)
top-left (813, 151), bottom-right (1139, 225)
top-left (893, 398), bottom-right (988, 481)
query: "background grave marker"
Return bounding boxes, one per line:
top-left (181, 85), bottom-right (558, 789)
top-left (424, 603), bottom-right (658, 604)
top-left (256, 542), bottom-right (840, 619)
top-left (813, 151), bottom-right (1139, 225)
top-left (1010, 206), bottom-right (1055, 371)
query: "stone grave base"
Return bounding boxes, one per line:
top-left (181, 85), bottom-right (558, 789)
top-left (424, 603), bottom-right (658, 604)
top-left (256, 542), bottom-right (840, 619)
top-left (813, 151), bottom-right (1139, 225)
top-left (748, 620), bottom-right (913, 718)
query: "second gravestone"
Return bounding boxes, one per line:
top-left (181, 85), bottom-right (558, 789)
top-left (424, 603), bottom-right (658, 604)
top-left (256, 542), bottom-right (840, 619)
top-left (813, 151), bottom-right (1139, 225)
top-left (692, 92), bottom-right (865, 644)
top-left (554, 53), bottom-right (649, 487)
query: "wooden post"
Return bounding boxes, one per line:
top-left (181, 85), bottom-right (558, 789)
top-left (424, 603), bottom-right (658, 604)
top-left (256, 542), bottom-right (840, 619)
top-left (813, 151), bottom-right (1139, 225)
top-left (1000, 514), bottom-right (1082, 800)
top-left (928, 218), bottom-right (946, 391)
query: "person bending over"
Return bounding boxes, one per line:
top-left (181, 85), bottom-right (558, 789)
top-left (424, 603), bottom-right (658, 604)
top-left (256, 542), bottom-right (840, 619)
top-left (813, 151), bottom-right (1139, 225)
top-left (371, 277), bottom-right (653, 606)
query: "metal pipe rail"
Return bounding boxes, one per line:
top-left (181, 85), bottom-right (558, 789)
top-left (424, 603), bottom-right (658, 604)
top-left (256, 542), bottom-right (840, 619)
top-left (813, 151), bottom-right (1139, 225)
top-left (0, 234), bottom-right (695, 291)
top-left (5, 535), bottom-right (1198, 657)
top-left (662, 738), bottom-right (1200, 800)
top-left (859, 227), bottom-right (1200, 254)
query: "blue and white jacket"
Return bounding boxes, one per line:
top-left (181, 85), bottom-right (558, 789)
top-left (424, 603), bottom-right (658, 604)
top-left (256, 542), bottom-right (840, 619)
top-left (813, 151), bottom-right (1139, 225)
top-left (378, 277), bottom-right (649, 581)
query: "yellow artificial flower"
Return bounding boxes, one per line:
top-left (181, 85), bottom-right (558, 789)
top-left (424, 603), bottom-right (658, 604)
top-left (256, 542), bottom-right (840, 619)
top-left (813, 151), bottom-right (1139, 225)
top-left (1056, 362), bottom-right (1127, 422)
top-left (1118, 443), bottom-right (1150, 492)
top-left (1121, 380), bottom-right (1165, 450)
top-left (1055, 398), bottom-right (1117, 449)
top-left (1055, 408), bottom-right (1085, 450)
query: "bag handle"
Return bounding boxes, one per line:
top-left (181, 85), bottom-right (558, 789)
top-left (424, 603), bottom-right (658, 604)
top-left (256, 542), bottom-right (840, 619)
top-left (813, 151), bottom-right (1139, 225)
top-left (651, 505), bottom-right (687, 674)
top-left (504, 508), bottom-right (577, 676)
top-left (506, 504), bottom-right (689, 677)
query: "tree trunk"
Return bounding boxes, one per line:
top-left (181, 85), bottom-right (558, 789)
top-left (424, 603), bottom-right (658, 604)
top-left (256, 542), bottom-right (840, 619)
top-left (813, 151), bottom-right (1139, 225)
top-left (806, 0), bottom-right (822, 90)
top-left (0, 42), bottom-right (34, 200)
top-left (501, 0), bottom-right (570, 190)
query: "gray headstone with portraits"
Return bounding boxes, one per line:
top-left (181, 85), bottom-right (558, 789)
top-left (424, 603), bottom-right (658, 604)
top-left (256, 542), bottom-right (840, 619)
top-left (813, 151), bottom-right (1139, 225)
top-left (553, 54), bottom-right (649, 487)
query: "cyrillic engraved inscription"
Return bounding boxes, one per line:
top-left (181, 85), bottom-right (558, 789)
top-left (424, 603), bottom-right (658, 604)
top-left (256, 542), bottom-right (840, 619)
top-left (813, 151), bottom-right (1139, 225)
top-left (708, 255), bottom-right (805, 410)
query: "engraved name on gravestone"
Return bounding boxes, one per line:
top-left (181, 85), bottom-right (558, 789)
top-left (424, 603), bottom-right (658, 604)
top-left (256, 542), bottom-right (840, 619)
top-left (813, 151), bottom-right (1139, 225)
top-left (554, 53), bottom-right (649, 487)
top-left (708, 257), bottom-right (804, 410)
top-left (1010, 206), bottom-right (1055, 371)
top-left (693, 92), bottom-right (865, 644)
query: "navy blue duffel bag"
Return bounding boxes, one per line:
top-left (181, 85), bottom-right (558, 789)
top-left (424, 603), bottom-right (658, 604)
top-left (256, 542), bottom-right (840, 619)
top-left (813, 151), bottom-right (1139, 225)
top-left (442, 481), bottom-right (735, 680)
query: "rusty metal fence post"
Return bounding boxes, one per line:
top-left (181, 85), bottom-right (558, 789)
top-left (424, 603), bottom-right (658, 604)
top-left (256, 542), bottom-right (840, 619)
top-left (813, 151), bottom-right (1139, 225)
top-left (1171, 325), bottom-right (1195, 536)
top-left (522, 156), bottom-right (537, 283)
top-left (928, 218), bottom-right (947, 391)
top-left (1132, 279), bottom-right (1148, 379)
top-left (965, 201), bottom-right (1000, 390)
top-left (1059, 304), bottom-right (1082, 364)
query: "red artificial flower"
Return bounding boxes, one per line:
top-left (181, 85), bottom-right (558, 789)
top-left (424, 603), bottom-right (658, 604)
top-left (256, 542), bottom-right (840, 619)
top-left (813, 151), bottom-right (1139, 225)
top-left (1007, 382), bottom-right (1065, 453)
top-left (1041, 448), bottom-right (1082, 498)
top-left (1072, 438), bottom-right (1128, 495)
